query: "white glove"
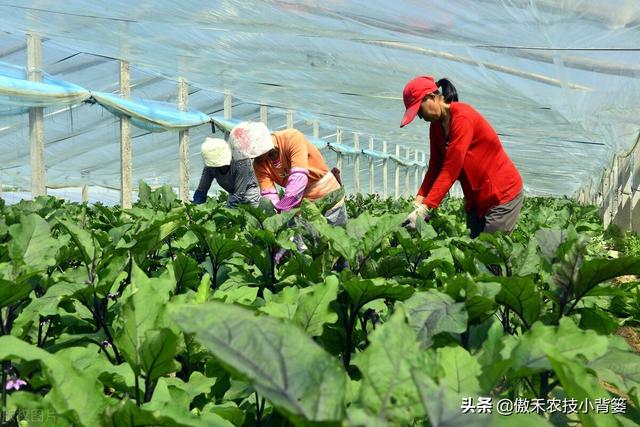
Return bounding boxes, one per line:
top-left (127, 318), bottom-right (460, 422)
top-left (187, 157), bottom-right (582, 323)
top-left (405, 204), bottom-right (430, 229)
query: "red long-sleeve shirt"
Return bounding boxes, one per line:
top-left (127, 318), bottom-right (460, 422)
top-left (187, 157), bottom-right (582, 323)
top-left (418, 102), bottom-right (522, 217)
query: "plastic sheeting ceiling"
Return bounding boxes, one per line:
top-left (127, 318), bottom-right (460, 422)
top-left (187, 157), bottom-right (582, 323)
top-left (0, 0), bottom-right (639, 199)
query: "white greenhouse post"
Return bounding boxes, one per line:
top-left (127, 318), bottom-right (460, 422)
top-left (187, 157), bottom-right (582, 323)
top-left (312, 120), bottom-right (320, 138)
top-left (404, 147), bottom-right (411, 196)
top-left (611, 165), bottom-right (619, 225)
top-left (618, 156), bottom-right (633, 230)
top-left (354, 132), bottom-right (360, 194)
top-left (395, 145), bottom-right (400, 199)
top-left (625, 156), bottom-right (633, 201)
top-left (369, 136), bottom-right (375, 194)
top-left (260, 104), bottom-right (268, 126)
top-left (119, 60), bottom-right (132, 209)
top-left (601, 171), bottom-right (609, 222)
top-left (609, 168), bottom-right (615, 225)
top-left (585, 181), bottom-right (590, 204)
top-left (612, 161), bottom-right (619, 218)
top-left (27, 33), bottom-right (46, 198)
top-left (224, 90), bottom-right (232, 120)
top-left (603, 171), bottom-right (612, 227)
top-left (414, 150), bottom-right (419, 191)
top-left (616, 158), bottom-right (625, 226)
top-left (82, 184), bottom-right (89, 203)
top-left (336, 127), bottom-right (343, 173)
top-left (178, 77), bottom-right (189, 203)
top-left (382, 141), bottom-right (388, 198)
top-left (286, 110), bottom-right (294, 129)
top-left (421, 151), bottom-right (427, 181)
top-left (633, 147), bottom-right (640, 233)
top-left (598, 174), bottom-right (605, 213)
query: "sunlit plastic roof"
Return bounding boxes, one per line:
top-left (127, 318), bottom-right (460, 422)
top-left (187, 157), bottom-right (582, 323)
top-left (1, 0), bottom-right (639, 198)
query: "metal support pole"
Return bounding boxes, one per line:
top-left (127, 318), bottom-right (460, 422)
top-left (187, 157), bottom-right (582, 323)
top-left (178, 77), bottom-right (189, 203)
top-left (120, 60), bottom-right (132, 208)
top-left (28, 33), bottom-right (46, 198)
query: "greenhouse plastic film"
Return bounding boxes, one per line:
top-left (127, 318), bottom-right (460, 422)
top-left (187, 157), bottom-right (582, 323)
top-left (0, 1), bottom-right (638, 197)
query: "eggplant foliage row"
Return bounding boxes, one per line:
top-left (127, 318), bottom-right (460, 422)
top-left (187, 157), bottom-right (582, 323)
top-left (0, 184), bottom-right (639, 427)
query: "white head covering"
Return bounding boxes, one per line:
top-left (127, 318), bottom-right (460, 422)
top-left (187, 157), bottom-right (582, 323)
top-left (228, 121), bottom-right (273, 160)
top-left (201, 137), bottom-right (232, 167)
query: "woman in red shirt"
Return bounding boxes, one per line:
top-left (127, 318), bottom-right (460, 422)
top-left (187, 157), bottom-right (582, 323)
top-left (401, 76), bottom-right (524, 238)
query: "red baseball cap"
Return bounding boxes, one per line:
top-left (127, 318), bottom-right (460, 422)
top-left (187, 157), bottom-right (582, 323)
top-left (400, 76), bottom-right (439, 128)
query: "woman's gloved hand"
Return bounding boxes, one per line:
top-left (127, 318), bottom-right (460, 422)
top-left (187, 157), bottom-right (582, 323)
top-left (403, 203), bottom-right (431, 229)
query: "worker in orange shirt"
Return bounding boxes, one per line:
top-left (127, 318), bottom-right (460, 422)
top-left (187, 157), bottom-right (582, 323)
top-left (401, 76), bottom-right (524, 238)
top-left (229, 121), bottom-right (347, 265)
top-left (228, 121), bottom-right (346, 225)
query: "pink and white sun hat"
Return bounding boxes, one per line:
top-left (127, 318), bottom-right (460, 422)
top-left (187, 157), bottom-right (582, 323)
top-left (228, 121), bottom-right (274, 160)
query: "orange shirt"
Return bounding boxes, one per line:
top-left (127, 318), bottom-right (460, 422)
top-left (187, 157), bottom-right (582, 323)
top-left (253, 129), bottom-right (340, 201)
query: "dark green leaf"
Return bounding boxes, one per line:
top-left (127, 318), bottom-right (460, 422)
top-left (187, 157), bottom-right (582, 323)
top-left (0, 271), bottom-right (35, 308)
top-left (477, 321), bottom-right (514, 393)
top-left (129, 212), bottom-right (185, 263)
top-left (312, 223), bottom-right (356, 265)
top-left (104, 398), bottom-right (233, 427)
top-left (509, 318), bottom-right (608, 377)
top-left (8, 214), bottom-right (61, 271)
top-left (169, 301), bottom-right (347, 426)
top-left (547, 354), bottom-right (619, 427)
top-left (577, 256), bottom-right (640, 298)
top-left (293, 276), bottom-right (339, 336)
top-left (343, 277), bottom-right (414, 310)
top-left (57, 218), bottom-right (99, 269)
top-left (140, 328), bottom-right (181, 380)
top-left (258, 287), bottom-right (299, 319)
top-left (515, 237), bottom-right (541, 277)
top-left (589, 344), bottom-right (640, 407)
top-left (535, 228), bottom-right (566, 262)
top-left (11, 282), bottom-right (85, 337)
top-left (376, 256), bottom-right (409, 279)
top-left (138, 180), bottom-right (152, 204)
top-left (352, 308), bottom-right (423, 425)
top-left (577, 307), bottom-right (619, 335)
top-left (403, 290), bottom-right (468, 349)
top-left (411, 369), bottom-right (491, 427)
top-left (173, 253), bottom-right (201, 292)
top-left (113, 263), bottom-right (175, 376)
top-left (202, 402), bottom-right (246, 427)
top-left (489, 276), bottom-right (540, 329)
top-left (0, 336), bottom-right (108, 427)
top-left (437, 346), bottom-right (482, 395)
